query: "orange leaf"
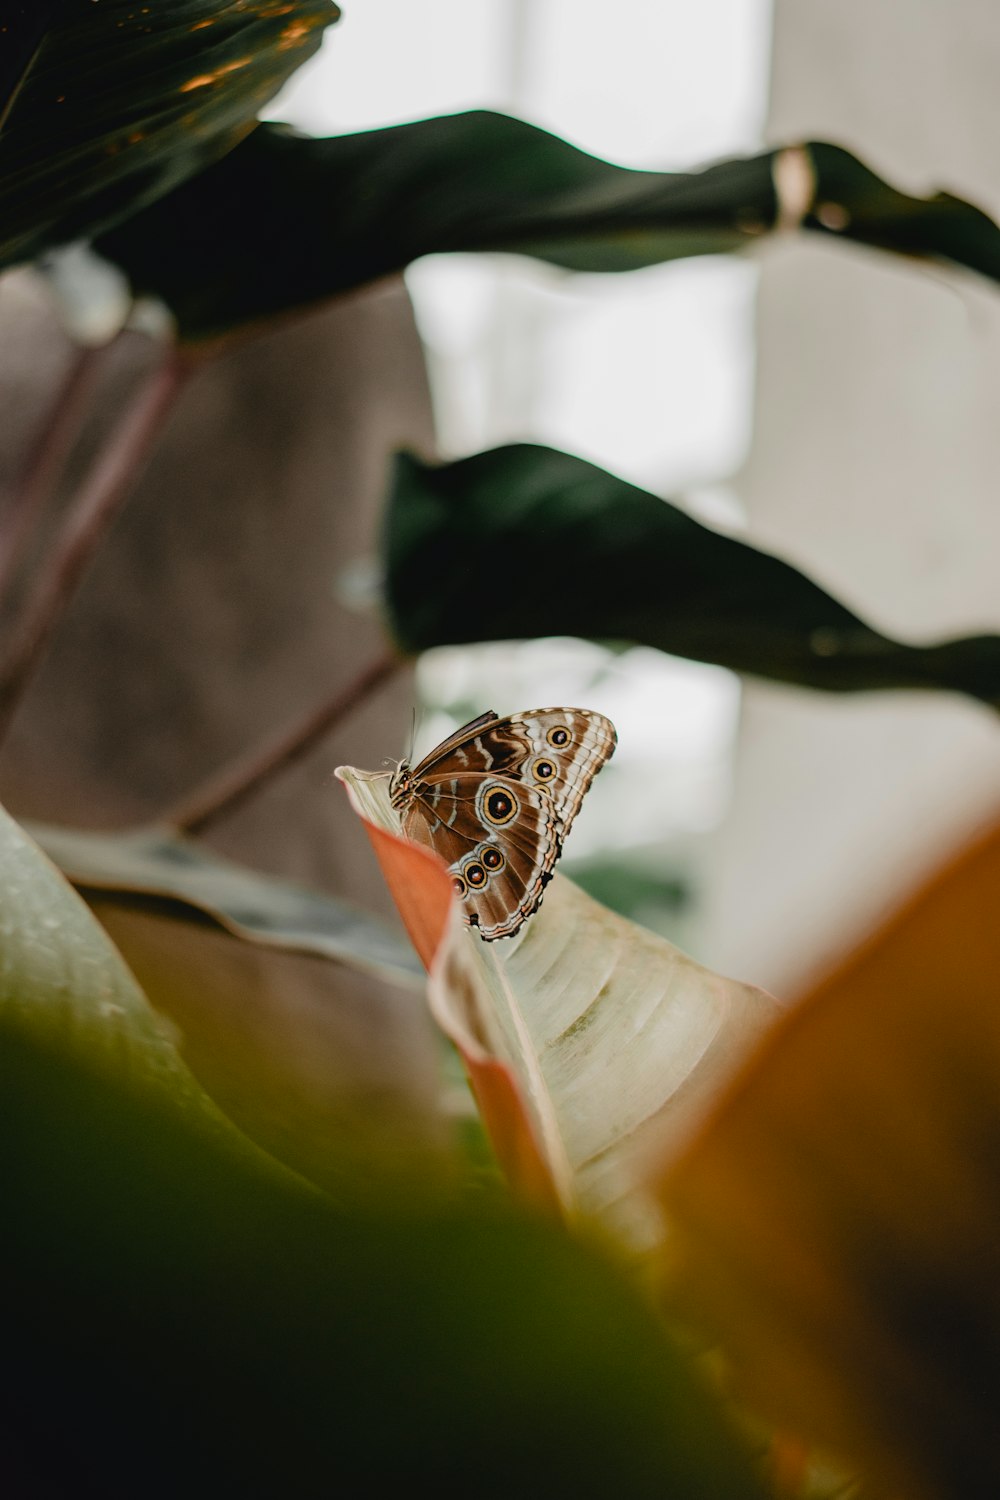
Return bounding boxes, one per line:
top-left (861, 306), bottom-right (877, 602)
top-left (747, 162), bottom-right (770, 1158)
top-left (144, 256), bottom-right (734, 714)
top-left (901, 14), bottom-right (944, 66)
top-left (336, 767), bottom-right (559, 1214)
top-left (360, 813), bottom-right (452, 972)
top-left (656, 814), bottom-right (1000, 1500)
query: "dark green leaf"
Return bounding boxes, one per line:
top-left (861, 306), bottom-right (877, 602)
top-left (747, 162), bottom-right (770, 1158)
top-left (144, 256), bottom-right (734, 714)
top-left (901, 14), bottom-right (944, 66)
top-left (95, 111), bottom-right (765, 339)
top-left (30, 819), bottom-right (422, 986)
top-left (0, 1019), bottom-right (762, 1500)
top-left (94, 113), bottom-right (1000, 342)
top-left (804, 140), bottom-right (1000, 281)
top-left (0, 1), bottom-right (61, 131)
top-left (384, 444), bottom-right (1000, 704)
top-left (0, 0), bottom-right (339, 270)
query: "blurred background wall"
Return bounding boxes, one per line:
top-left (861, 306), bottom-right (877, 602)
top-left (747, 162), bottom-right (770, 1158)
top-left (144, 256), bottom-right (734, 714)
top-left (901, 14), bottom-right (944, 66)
top-left (701, 0), bottom-right (1000, 994)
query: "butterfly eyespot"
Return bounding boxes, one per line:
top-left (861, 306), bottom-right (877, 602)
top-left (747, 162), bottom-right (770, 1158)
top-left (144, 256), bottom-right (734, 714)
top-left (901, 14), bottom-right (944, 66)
top-left (482, 786), bottom-right (517, 825)
top-left (393, 706), bottom-right (616, 941)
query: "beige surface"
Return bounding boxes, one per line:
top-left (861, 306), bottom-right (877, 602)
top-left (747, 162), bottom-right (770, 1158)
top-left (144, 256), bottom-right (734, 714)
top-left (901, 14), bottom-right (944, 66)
top-left (700, 1), bottom-right (1000, 997)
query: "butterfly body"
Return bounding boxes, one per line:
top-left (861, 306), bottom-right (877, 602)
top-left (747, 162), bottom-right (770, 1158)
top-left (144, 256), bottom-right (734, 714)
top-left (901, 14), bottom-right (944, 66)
top-left (390, 707), bottom-right (616, 941)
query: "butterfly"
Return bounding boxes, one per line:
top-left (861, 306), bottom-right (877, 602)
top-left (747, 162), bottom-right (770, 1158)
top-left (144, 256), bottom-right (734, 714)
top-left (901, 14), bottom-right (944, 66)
top-left (389, 707), bottom-right (616, 941)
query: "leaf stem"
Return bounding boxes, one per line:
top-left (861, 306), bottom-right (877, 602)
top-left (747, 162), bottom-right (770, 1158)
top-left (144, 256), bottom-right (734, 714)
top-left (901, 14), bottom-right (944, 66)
top-left (0, 346), bottom-right (194, 744)
top-left (0, 340), bottom-right (109, 607)
top-left (170, 649), bottom-right (403, 837)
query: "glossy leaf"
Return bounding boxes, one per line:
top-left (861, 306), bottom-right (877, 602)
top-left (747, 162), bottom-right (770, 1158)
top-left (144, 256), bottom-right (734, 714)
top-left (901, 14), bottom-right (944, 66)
top-left (384, 444), bottom-right (1000, 703)
top-left (656, 813), bottom-right (1000, 1500)
top-left (31, 819), bottom-right (422, 987)
top-left (0, 798), bottom-right (273, 1159)
top-left (93, 113), bottom-right (1000, 341)
top-left (0, 0), bottom-right (339, 272)
top-left (336, 765), bottom-right (778, 1252)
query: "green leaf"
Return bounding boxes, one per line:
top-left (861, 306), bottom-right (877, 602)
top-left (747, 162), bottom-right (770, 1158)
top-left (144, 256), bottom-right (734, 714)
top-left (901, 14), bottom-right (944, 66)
top-left (803, 140), bottom-right (1000, 280)
top-left (0, 798), bottom-right (280, 1161)
top-left (30, 819), bottom-right (422, 987)
top-left (383, 444), bottom-right (1000, 703)
top-left (1, 1017), bottom-right (763, 1497)
top-left (0, 2), bottom-right (61, 130)
top-left (93, 111), bottom-right (766, 339)
top-left (1, 802), bottom-right (760, 1500)
top-left (92, 113), bottom-right (1000, 342)
top-left (0, 0), bottom-right (339, 271)
top-left (27, 821), bottom-right (442, 1196)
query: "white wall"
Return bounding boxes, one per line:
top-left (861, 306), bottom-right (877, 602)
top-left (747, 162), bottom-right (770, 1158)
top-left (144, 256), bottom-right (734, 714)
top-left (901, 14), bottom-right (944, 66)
top-left (699, 0), bottom-right (1000, 997)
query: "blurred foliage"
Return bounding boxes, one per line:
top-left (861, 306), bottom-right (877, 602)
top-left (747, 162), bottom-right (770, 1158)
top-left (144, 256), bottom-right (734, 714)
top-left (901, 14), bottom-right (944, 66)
top-left (565, 851), bottom-right (690, 943)
top-left (92, 115), bottom-right (1000, 342)
top-left (0, 0), bottom-right (339, 270)
top-left (385, 444), bottom-right (1000, 702)
top-left (660, 815), bottom-right (1000, 1500)
top-left (31, 818), bottom-right (421, 985)
top-left (0, 803), bottom-right (762, 1494)
top-left (0, 800), bottom-right (259, 1152)
top-left (0, 1020), bottom-right (764, 1500)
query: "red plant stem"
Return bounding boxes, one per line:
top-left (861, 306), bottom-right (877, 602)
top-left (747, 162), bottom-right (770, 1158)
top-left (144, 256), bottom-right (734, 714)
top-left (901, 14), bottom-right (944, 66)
top-left (0, 347), bottom-right (193, 743)
top-left (0, 341), bottom-right (109, 607)
top-left (170, 649), bottom-right (402, 836)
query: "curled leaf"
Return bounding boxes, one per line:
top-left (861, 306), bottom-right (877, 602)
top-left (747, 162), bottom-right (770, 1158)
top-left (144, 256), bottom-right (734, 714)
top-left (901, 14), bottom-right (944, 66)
top-left (337, 764), bottom-right (778, 1251)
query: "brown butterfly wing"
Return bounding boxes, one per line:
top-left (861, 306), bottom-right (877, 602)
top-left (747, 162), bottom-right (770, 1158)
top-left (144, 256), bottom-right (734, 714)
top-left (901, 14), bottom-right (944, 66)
top-left (407, 711), bottom-right (501, 778)
top-left (410, 707), bottom-right (616, 827)
top-left (506, 708), bottom-right (617, 831)
top-left (398, 771), bottom-right (560, 940)
top-left (400, 707), bottom-right (616, 941)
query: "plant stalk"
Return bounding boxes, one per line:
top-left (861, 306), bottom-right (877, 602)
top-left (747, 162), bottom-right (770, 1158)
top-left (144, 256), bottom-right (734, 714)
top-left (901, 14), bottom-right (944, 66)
top-left (170, 649), bottom-right (402, 836)
top-left (0, 340), bottom-right (109, 607)
top-left (0, 347), bottom-right (193, 743)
